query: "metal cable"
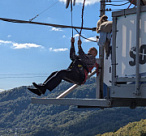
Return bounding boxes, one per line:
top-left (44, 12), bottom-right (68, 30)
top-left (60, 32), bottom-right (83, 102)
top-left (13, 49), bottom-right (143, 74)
top-left (0, 17), bottom-right (95, 30)
top-left (29, 1), bottom-right (59, 21)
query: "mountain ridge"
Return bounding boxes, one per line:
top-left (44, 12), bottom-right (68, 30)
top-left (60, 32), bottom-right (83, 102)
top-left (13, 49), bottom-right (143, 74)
top-left (1, 78), bottom-right (146, 136)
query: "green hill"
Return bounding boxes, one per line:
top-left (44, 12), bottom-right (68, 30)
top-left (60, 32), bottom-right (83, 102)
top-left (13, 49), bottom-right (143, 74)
top-left (1, 78), bottom-right (146, 136)
top-left (97, 119), bottom-right (146, 136)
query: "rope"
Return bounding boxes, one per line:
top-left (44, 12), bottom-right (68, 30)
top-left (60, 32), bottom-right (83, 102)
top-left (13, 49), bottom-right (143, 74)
top-left (127, 0), bottom-right (134, 9)
top-left (74, 28), bottom-right (97, 42)
top-left (75, 0), bottom-right (97, 43)
top-left (79, 0), bottom-right (86, 37)
top-left (69, 0), bottom-right (96, 43)
top-left (0, 17), bottom-right (94, 31)
top-left (71, 0), bottom-right (73, 37)
top-left (73, 0), bottom-right (76, 5)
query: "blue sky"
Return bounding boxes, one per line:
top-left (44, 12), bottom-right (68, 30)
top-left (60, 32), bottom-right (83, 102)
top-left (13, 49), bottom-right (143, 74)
top-left (0, 0), bottom-right (132, 91)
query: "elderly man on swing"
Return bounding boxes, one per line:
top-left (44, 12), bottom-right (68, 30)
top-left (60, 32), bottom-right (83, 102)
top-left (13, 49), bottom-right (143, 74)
top-left (28, 37), bottom-right (98, 96)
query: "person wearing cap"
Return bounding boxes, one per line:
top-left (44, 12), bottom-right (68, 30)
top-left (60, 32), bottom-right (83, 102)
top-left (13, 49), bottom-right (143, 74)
top-left (96, 15), bottom-right (109, 33)
top-left (96, 15), bottom-right (112, 59)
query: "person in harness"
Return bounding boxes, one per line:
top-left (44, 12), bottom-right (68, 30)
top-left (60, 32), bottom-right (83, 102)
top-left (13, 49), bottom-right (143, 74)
top-left (28, 37), bottom-right (98, 96)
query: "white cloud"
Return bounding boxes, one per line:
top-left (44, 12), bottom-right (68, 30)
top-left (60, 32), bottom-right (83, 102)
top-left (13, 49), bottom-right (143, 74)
top-left (51, 27), bottom-right (62, 31)
top-left (12, 43), bottom-right (43, 49)
top-left (0, 39), bottom-right (43, 49)
top-left (59, 0), bottom-right (100, 5)
top-left (7, 35), bottom-right (12, 38)
top-left (0, 89), bottom-right (4, 92)
top-left (49, 47), bottom-right (68, 52)
top-left (0, 40), bottom-right (12, 44)
top-left (63, 35), bottom-right (66, 38)
top-left (84, 36), bottom-right (97, 42)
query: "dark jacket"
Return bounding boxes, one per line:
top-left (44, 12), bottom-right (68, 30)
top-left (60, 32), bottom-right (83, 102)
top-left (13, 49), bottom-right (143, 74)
top-left (70, 42), bottom-right (96, 69)
top-left (68, 42), bottom-right (96, 84)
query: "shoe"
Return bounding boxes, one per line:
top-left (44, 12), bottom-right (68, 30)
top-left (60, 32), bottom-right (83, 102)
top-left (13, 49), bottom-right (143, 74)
top-left (28, 88), bottom-right (41, 96)
top-left (32, 82), bottom-right (46, 94)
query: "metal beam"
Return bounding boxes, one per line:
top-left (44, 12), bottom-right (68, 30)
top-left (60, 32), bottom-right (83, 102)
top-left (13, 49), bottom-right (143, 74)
top-left (111, 98), bottom-right (146, 108)
top-left (135, 0), bottom-right (141, 95)
top-left (31, 97), bottom-right (146, 108)
top-left (31, 98), bottom-right (111, 107)
top-left (99, 0), bottom-right (106, 98)
top-left (100, 0), bottom-right (106, 17)
top-left (116, 77), bottom-right (146, 82)
top-left (111, 84), bottom-right (146, 98)
top-left (112, 6), bottom-right (146, 17)
top-left (96, 59), bottom-right (101, 99)
top-left (111, 16), bottom-right (117, 88)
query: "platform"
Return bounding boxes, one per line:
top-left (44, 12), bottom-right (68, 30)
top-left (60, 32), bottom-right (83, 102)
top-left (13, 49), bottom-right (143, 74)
top-left (31, 98), bottom-right (111, 108)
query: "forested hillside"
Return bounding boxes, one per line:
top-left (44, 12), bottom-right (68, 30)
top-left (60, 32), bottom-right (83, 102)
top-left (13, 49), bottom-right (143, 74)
top-left (97, 119), bottom-right (146, 136)
top-left (1, 78), bottom-right (146, 136)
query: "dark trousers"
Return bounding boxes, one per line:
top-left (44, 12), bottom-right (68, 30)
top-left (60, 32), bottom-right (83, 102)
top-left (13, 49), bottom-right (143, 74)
top-left (43, 69), bottom-right (85, 91)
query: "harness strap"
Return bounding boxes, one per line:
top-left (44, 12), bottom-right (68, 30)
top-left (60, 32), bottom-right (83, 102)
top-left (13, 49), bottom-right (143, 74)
top-left (68, 58), bottom-right (89, 73)
top-left (78, 59), bottom-right (89, 73)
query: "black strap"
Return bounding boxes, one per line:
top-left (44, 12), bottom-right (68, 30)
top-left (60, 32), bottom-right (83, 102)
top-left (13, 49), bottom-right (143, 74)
top-left (78, 59), bottom-right (89, 73)
top-left (68, 57), bottom-right (89, 73)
